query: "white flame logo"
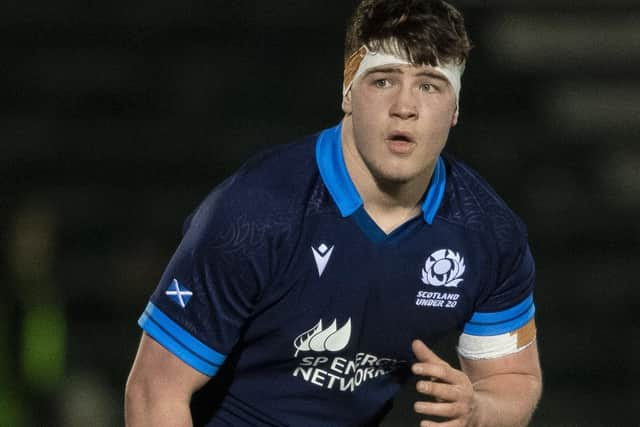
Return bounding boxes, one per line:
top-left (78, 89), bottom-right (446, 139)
top-left (293, 318), bottom-right (351, 357)
top-left (421, 249), bottom-right (465, 288)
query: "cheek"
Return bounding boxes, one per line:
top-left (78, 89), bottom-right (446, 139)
top-left (352, 87), bottom-right (389, 115)
top-left (421, 101), bottom-right (456, 128)
top-left (424, 119), bottom-right (453, 144)
top-left (417, 108), bottom-right (454, 149)
top-left (351, 98), bottom-right (382, 133)
top-left (352, 94), bottom-right (373, 116)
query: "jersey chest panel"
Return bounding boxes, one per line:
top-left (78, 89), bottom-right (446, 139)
top-left (234, 214), bottom-right (490, 386)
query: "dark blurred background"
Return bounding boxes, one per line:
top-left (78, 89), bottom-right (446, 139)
top-left (1, 1), bottom-right (639, 426)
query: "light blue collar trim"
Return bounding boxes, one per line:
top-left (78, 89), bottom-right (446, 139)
top-left (316, 123), bottom-right (362, 217)
top-left (315, 122), bottom-right (446, 224)
top-left (422, 156), bottom-right (446, 224)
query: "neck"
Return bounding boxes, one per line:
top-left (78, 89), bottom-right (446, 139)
top-left (340, 116), bottom-right (436, 232)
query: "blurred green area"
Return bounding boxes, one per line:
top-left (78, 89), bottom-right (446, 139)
top-left (22, 305), bottom-right (66, 392)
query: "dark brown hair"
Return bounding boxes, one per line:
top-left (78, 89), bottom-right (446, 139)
top-left (344, 0), bottom-right (472, 67)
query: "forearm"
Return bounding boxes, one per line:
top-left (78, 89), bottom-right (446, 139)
top-left (124, 384), bottom-right (193, 427)
top-left (125, 334), bottom-right (212, 426)
top-left (469, 373), bottom-right (542, 427)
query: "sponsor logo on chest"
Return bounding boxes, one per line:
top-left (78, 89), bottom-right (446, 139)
top-left (291, 318), bottom-right (400, 393)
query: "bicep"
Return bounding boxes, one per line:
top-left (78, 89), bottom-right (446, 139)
top-left (128, 332), bottom-right (211, 399)
top-left (459, 340), bottom-right (541, 384)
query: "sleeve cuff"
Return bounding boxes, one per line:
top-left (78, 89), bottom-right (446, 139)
top-left (138, 302), bottom-right (226, 376)
top-left (463, 294), bottom-right (535, 336)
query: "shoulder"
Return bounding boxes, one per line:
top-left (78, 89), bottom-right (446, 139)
top-left (440, 155), bottom-right (535, 311)
top-left (184, 133), bottom-right (321, 250)
top-left (234, 132), bottom-right (320, 198)
top-left (439, 154), bottom-right (528, 252)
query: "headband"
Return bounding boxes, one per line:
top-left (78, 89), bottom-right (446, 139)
top-left (343, 40), bottom-right (465, 109)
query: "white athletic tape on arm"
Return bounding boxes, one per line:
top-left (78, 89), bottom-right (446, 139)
top-left (457, 318), bottom-right (537, 360)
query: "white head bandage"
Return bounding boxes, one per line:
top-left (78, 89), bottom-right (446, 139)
top-left (343, 39), bottom-right (465, 109)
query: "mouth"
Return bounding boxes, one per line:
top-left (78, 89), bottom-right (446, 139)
top-left (385, 131), bottom-right (416, 154)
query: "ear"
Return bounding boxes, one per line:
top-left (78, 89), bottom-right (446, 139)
top-left (341, 87), bottom-right (353, 115)
top-left (450, 107), bottom-right (459, 127)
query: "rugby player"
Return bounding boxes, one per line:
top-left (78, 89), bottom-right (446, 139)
top-left (126, 1), bottom-right (542, 425)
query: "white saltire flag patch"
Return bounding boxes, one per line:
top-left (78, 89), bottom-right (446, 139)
top-left (165, 278), bottom-right (193, 308)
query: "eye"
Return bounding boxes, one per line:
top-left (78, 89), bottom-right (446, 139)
top-left (420, 83), bottom-right (435, 92)
top-left (374, 79), bottom-right (391, 88)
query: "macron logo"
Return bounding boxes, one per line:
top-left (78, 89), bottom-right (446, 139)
top-left (311, 243), bottom-right (334, 277)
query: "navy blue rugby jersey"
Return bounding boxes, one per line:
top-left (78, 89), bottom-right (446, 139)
top-left (138, 122), bottom-right (536, 427)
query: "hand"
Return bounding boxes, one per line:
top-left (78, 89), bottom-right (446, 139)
top-left (411, 339), bottom-right (476, 427)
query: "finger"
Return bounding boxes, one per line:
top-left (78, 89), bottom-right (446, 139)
top-left (412, 360), bottom-right (447, 381)
top-left (415, 379), bottom-right (463, 402)
top-left (414, 400), bottom-right (462, 419)
top-left (419, 419), bottom-right (465, 427)
top-left (412, 339), bottom-right (446, 364)
top-left (412, 362), bottom-right (468, 386)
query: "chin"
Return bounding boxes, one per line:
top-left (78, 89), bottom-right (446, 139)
top-left (373, 169), bottom-right (415, 185)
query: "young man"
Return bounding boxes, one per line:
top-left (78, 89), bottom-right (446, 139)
top-left (125, 1), bottom-right (542, 426)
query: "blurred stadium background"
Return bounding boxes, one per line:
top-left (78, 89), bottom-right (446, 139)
top-left (1, 0), bottom-right (638, 425)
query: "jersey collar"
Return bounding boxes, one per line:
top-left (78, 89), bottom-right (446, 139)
top-left (315, 122), bottom-right (446, 224)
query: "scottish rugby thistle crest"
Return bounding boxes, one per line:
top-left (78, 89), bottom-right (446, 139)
top-left (421, 249), bottom-right (466, 287)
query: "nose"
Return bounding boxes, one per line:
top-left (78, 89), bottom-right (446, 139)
top-left (390, 85), bottom-right (418, 120)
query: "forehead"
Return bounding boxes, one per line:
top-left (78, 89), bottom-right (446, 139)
top-left (365, 63), bottom-right (449, 80)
